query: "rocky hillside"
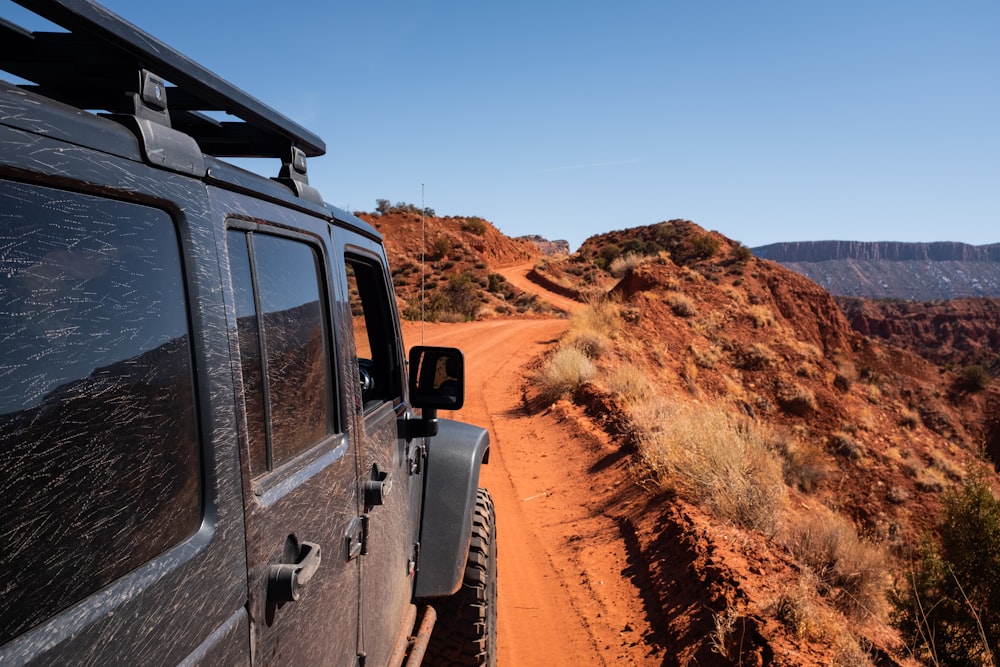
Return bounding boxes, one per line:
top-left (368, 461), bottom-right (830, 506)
top-left (355, 206), bottom-right (549, 320)
top-left (752, 241), bottom-right (1000, 299)
top-left (529, 220), bottom-right (1000, 664)
top-left (518, 234), bottom-right (571, 256)
top-left (367, 208), bottom-right (1000, 663)
top-left (838, 296), bottom-right (1000, 373)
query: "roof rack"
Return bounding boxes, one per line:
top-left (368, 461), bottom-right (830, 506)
top-left (0, 0), bottom-right (325, 161)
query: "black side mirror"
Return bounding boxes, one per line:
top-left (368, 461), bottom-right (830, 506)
top-left (409, 346), bottom-right (464, 411)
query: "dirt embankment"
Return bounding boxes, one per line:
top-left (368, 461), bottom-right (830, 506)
top-left (395, 216), bottom-right (1000, 665)
top-left (404, 318), bottom-right (664, 665)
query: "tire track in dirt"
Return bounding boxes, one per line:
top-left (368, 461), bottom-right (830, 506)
top-left (403, 289), bottom-right (663, 664)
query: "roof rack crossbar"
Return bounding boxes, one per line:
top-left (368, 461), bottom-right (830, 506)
top-left (4, 0), bottom-right (326, 160)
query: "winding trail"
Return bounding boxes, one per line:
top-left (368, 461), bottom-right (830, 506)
top-left (402, 269), bottom-right (662, 665)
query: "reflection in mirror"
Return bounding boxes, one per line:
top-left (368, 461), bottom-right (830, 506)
top-left (409, 346), bottom-right (464, 411)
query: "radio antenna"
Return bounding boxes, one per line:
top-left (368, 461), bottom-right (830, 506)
top-left (420, 182), bottom-right (426, 345)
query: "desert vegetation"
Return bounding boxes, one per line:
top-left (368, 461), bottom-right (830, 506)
top-left (372, 205), bottom-right (1000, 664)
top-left (527, 221), bottom-right (1000, 665)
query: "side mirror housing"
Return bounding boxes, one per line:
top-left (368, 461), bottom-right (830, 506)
top-left (409, 346), bottom-right (464, 411)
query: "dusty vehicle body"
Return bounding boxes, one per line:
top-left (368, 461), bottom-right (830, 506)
top-left (0, 1), bottom-right (496, 665)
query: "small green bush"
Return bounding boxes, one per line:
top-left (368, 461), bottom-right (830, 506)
top-left (433, 235), bottom-right (451, 259)
top-left (487, 273), bottom-right (504, 293)
top-left (462, 217), bottom-right (488, 235)
top-left (692, 234), bottom-right (721, 258)
top-left (957, 364), bottom-right (992, 392)
top-left (893, 470), bottom-right (1000, 665)
top-left (730, 243), bottom-right (752, 263)
top-left (600, 244), bottom-right (622, 267)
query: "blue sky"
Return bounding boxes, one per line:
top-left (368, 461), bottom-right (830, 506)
top-left (5, 1), bottom-right (997, 251)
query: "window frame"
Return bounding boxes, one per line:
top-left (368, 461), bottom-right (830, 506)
top-left (225, 220), bottom-right (344, 497)
top-left (344, 251), bottom-right (406, 415)
top-left (0, 179), bottom-right (206, 645)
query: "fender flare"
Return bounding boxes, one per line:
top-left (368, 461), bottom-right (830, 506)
top-left (414, 418), bottom-right (490, 598)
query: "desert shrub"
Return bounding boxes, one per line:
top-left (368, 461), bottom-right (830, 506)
top-left (563, 329), bottom-right (609, 359)
top-left (432, 235), bottom-right (451, 259)
top-left (443, 273), bottom-right (480, 320)
top-left (692, 234), bottom-right (721, 258)
top-left (487, 273), bottom-right (504, 293)
top-left (605, 363), bottom-right (654, 403)
top-left (783, 512), bottom-right (888, 618)
top-left (775, 435), bottom-right (830, 493)
top-left (829, 431), bottom-right (864, 461)
top-left (609, 252), bottom-right (645, 278)
top-left (635, 403), bottom-right (786, 533)
top-left (403, 290), bottom-right (451, 321)
top-left (957, 364), bottom-right (993, 392)
top-left (533, 346), bottom-right (596, 404)
top-left (461, 217), bottom-right (488, 235)
top-left (599, 243), bottom-right (622, 267)
top-left (748, 304), bottom-right (776, 328)
top-left (730, 242), bottom-right (753, 263)
top-left (665, 291), bottom-right (696, 318)
top-left (899, 408), bottom-right (921, 430)
top-left (778, 384), bottom-right (817, 416)
top-left (621, 238), bottom-right (646, 255)
top-left (893, 471), bottom-right (1000, 665)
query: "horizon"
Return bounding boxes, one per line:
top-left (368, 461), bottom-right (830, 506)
top-left (3, 0), bottom-right (997, 251)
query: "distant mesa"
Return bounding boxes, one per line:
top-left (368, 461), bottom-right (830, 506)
top-left (752, 240), bottom-right (1000, 300)
top-left (519, 235), bottom-right (571, 256)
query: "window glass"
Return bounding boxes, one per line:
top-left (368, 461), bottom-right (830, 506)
top-left (346, 257), bottom-right (401, 410)
top-left (227, 232), bottom-right (267, 473)
top-left (229, 231), bottom-right (333, 473)
top-left (0, 181), bottom-right (200, 643)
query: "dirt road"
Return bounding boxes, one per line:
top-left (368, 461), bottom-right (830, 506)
top-left (403, 277), bottom-right (662, 665)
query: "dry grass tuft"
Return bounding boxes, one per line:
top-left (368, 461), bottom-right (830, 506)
top-left (570, 297), bottom-right (620, 338)
top-left (774, 434), bottom-right (830, 493)
top-left (898, 408), bottom-right (921, 430)
top-left (773, 571), bottom-right (841, 642)
top-left (782, 512), bottom-right (889, 619)
top-left (533, 346), bottom-right (596, 404)
top-left (748, 304), bottom-right (777, 328)
top-left (829, 430), bottom-right (865, 460)
top-left (778, 384), bottom-right (818, 416)
top-left (634, 402), bottom-right (786, 533)
top-left (665, 291), bottom-right (697, 318)
top-left (609, 252), bottom-right (648, 277)
top-left (605, 363), bottom-right (655, 403)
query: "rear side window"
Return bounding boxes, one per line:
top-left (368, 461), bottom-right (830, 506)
top-left (0, 181), bottom-right (201, 643)
top-left (346, 256), bottom-right (403, 411)
top-left (228, 230), bottom-right (335, 475)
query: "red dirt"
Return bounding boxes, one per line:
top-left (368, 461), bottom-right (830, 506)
top-left (403, 318), bottom-right (663, 665)
top-left (396, 218), bottom-right (1000, 666)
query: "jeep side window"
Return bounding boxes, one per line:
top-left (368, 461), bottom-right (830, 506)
top-left (228, 230), bottom-right (335, 474)
top-left (346, 256), bottom-right (402, 411)
top-left (0, 181), bottom-right (201, 644)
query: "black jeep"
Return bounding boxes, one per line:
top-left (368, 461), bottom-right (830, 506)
top-left (0, 1), bottom-right (497, 664)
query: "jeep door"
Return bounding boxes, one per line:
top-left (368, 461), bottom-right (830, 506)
top-left (0, 160), bottom-right (248, 663)
top-left (212, 187), bottom-right (361, 665)
top-left (335, 229), bottom-right (423, 667)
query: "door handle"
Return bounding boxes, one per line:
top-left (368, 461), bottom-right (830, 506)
top-left (268, 541), bottom-right (322, 602)
top-left (364, 469), bottom-right (392, 507)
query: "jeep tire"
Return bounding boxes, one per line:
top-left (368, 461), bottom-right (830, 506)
top-left (424, 488), bottom-right (498, 667)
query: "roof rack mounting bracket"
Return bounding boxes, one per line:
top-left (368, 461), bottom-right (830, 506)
top-left (134, 69), bottom-right (170, 125)
top-left (274, 146), bottom-right (323, 204)
top-left (111, 113), bottom-right (207, 177)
